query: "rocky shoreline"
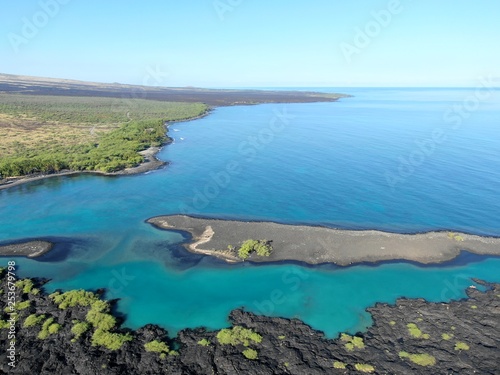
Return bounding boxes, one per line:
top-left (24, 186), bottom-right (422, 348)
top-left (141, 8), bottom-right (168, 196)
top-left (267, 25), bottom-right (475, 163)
top-left (0, 240), bottom-right (53, 258)
top-left (147, 215), bottom-right (500, 266)
top-left (0, 270), bottom-right (498, 374)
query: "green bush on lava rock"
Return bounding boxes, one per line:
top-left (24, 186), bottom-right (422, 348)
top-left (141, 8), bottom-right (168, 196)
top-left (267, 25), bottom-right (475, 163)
top-left (399, 352), bottom-right (436, 366)
top-left (37, 317), bottom-right (61, 339)
top-left (86, 300), bottom-right (117, 331)
top-left (15, 279), bottom-right (39, 294)
top-left (242, 348), bottom-right (258, 360)
top-left (455, 342), bottom-right (470, 351)
top-left (340, 333), bottom-right (365, 351)
top-left (216, 326), bottom-right (262, 346)
top-left (333, 361), bottom-right (346, 369)
top-left (144, 340), bottom-right (170, 353)
top-left (237, 239), bottom-right (273, 260)
top-left (71, 321), bottom-right (91, 339)
top-left (406, 323), bottom-right (430, 339)
top-left (23, 314), bottom-right (46, 328)
top-left (354, 363), bottom-right (375, 373)
top-left (197, 338), bottom-right (211, 346)
top-left (50, 289), bottom-right (100, 309)
top-left (91, 329), bottom-right (132, 350)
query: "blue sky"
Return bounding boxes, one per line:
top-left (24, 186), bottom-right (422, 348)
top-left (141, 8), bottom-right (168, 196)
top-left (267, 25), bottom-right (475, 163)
top-left (1, 0), bottom-right (499, 87)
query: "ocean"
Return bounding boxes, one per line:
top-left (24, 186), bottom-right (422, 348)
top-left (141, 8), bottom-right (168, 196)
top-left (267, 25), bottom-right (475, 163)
top-left (1, 87), bottom-right (499, 337)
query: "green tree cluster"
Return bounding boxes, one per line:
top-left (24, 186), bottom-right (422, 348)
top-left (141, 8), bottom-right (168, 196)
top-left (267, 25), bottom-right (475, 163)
top-left (0, 94), bottom-right (208, 178)
top-left (237, 239), bottom-right (273, 260)
top-left (216, 326), bottom-right (262, 346)
top-left (50, 290), bottom-right (99, 309)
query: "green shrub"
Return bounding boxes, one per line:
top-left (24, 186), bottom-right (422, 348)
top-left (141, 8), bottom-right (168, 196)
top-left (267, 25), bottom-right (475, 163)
top-left (406, 323), bottom-right (429, 339)
top-left (455, 342), bottom-right (470, 351)
top-left (399, 352), bottom-right (436, 366)
top-left (354, 363), bottom-right (375, 373)
top-left (91, 329), bottom-right (132, 350)
top-left (48, 323), bottom-right (61, 334)
top-left (0, 320), bottom-right (9, 329)
top-left (86, 310), bottom-right (116, 331)
top-left (333, 361), bottom-right (346, 369)
top-left (441, 333), bottom-right (453, 340)
top-left (216, 326), bottom-right (262, 346)
top-left (38, 318), bottom-right (60, 339)
top-left (340, 333), bottom-right (364, 350)
top-left (86, 299), bottom-right (115, 330)
top-left (15, 279), bottom-right (35, 294)
top-left (71, 321), bottom-right (91, 339)
top-left (23, 314), bottom-right (46, 328)
top-left (197, 338), bottom-right (210, 346)
top-left (242, 348), bottom-right (258, 360)
top-left (50, 290), bottom-right (99, 309)
top-left (237, 240), bottom-right (272, 260)
top-left (144, 340), bottom-right (170, 353)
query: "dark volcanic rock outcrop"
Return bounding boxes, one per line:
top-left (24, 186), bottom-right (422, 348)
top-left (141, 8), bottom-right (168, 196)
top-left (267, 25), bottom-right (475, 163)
top-left (0, 270), bottom-right (498, 374)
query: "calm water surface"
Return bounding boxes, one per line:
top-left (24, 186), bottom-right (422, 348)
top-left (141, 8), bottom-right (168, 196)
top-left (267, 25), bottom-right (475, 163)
top-left (1, 88), bottom-right (499, 337)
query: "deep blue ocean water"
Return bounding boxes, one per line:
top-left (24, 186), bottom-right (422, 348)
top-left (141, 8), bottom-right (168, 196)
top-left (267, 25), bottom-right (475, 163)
top-left (1, 88), bottom-right (499, 337)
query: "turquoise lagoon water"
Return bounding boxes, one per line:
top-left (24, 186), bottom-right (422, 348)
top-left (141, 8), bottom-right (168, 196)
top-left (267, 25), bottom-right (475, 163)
top-left (1, 88), bottom-right (499, 337)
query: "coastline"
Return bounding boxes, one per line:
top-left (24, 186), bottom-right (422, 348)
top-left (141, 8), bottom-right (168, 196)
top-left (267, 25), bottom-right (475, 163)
top-left (147, 215), bottom-right (500, 266)
top-left (0, 110), bottom-right (213, 191)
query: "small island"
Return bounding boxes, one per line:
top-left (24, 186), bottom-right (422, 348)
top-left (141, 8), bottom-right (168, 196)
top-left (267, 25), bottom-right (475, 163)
top-left (147, 215), bottom-right (500, 265)
top-left (0, 240), bottom-right (53, 258)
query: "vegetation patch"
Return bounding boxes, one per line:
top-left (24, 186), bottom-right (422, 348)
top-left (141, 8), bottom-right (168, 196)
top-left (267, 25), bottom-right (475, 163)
top-left (242, 348), bottom-right (258, 360)
top-left (455, 342), bottom-right (470, 351)
top-left (340, 333), bottom-right (365, 351)
top-left (235, 239), bottom-right (273, 260)
top-left (50, 290), bottom-right (99, 309)
top-left (91, 329), bottom-right (132, 350)
top-left (441, 333), bottom-right (453, 340)
top-left (447, 232), bottom-right (464, 241)
top-left (15, 279), bottom-right (39, 294)
top-left (354, 363), bottom-right (375, 373)
top-left (197, 338), bottom-right (211, 346)
top-left (71, 320), bottom-right (91, 339)
top-left (333, 361), bottom-right (346, 369)
top-left (144, 340), bottom-right (170, 353)
top-left (0, 94), bottom-right (208, 178)
top-left (216, 326), bottom-right (262, 346)
top-left (38, 317), bottom-right (61, 339)
top-left (406, 323), bottom-right (430, 339)
top-left (23, 314), bottom-right (46, 328)
top-left (399, 352), bottom-right (436, 366)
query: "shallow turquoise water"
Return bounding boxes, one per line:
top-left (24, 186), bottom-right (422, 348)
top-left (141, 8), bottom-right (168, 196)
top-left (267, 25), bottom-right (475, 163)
top-left (1, 88), bottom-right (499, 337)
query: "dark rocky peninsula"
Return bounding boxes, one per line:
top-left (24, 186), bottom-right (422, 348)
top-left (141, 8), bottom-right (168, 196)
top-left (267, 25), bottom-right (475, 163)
top-left (147, 215), bottom-right (500, 265)
top-left (0, 269), bottom-right (498, 374)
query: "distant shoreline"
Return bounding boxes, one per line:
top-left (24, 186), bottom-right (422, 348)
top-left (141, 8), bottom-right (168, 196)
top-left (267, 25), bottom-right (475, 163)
top-left (0, 79), bottom-right (349, 191)
top-left (147, 215), bottom-right (500, 266)
top-left (0, 112), bottom-right (212, 191)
